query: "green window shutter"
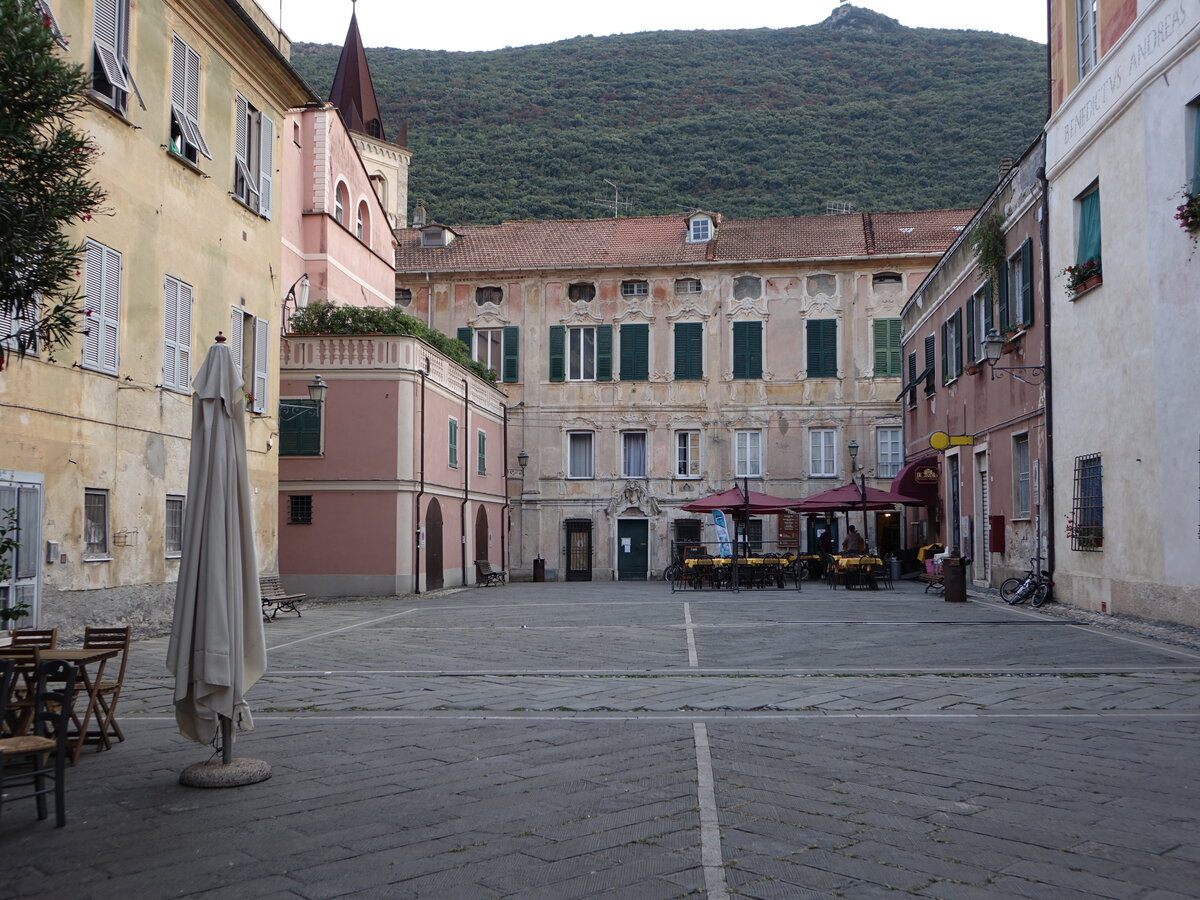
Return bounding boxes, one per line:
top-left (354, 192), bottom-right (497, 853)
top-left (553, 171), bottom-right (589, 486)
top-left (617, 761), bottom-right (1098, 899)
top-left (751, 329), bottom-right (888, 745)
top-left (997, 263), bottom-right (1010, 333)
top-left (907, 351), bottom-right (917, 403)
top-left (477, 430), bottom-right (486, 474)
top-left (675, 322), bottom-right (703, 380)
top-left (596, 324), bottom-right (613, 381)
top-left (806, 319), bottom-right (836, 377)
top-left (983, 281), bottom-right (994, 336)
top-left (1077, 187), bottom-right (1102, 267)
top-left (732, 321), bottom-right (762, 379)
top-left (457, 327), bottom-right (472, 350)
top-left (953, 311), bottom-right (962, 377)
top-left (448, 419), bottom-right (458, 467)
top-left (548, 325), bottom-right (565, 382)
top-left (502, 325), bottom-right (519, 382)
top-left (965, 296), bottom-right (976, 363)
top-left (280, 400), bottom-right (321, 456)
top-left (1020, 238), bottom-right (1034, 326)
top-left (872, 318), bottom-right (901, 377)
top-left (940, 321), bottom-right (948, 384)
top-left (619, 323), bottom-right (649, 381)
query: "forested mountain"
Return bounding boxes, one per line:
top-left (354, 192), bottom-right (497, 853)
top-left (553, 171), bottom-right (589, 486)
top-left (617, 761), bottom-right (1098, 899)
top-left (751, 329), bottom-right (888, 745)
top-left (290, 5), bottom-right (1046, 225)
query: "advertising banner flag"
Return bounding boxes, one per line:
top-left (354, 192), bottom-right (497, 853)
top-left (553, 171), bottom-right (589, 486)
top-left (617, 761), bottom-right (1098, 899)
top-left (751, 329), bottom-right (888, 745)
top-left (713, 510), bottom-right (732, 558)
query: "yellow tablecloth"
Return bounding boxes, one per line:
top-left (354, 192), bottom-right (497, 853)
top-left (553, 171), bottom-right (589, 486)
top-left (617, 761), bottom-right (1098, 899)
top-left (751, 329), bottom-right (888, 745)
top-left (834, 556), bottom-right (883, 570)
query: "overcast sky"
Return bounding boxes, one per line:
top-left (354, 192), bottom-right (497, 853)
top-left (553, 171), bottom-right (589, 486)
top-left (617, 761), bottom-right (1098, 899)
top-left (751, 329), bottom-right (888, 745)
top-left (267, 0), bottom-right (1048, 52)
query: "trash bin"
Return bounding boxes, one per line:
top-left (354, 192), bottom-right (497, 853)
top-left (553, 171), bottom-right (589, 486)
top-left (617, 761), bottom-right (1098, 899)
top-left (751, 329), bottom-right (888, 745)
top-left (533, 557), bottom-right (545, 582)
top-left (942, 554), bottom-right (966, 602)
top-left (888, 556), bottom-right (901, 583)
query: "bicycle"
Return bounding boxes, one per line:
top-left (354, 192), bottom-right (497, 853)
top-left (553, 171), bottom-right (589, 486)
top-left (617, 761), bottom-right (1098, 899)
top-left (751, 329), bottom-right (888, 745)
top-left (1000, 563), bottom-right (1054, 607)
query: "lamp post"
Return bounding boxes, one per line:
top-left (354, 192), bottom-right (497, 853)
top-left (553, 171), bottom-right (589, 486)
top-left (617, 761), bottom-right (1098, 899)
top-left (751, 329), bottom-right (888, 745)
top-left (847, 439), bottom-right (869, 551)
top-left (982, 329), bottom-right (1046, 385)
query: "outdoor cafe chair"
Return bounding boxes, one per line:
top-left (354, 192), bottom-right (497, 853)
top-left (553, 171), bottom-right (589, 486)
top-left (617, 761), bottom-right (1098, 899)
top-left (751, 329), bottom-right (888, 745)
top-left (81, 626), bottom-right (132, 749)
top-left (8, 629), bottom-right (57, 650)
top-left (0, 658), bottom-right (78, 827)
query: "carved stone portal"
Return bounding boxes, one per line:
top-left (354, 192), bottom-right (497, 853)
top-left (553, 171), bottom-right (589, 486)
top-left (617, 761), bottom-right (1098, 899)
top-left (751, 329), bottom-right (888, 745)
top-left (608, 481), bottom-right (661, 517)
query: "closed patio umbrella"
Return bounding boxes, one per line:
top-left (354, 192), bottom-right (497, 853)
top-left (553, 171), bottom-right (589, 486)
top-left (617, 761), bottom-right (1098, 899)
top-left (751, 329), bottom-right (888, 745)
top-left (165, 334), bottom-right (270, 787)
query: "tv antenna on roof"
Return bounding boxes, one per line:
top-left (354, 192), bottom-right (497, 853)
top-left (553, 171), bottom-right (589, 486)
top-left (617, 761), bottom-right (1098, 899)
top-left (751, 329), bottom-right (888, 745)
top-left (592, 179), bottom-right (632, 218)
top-left (827, 200), bottom-right (856, 214)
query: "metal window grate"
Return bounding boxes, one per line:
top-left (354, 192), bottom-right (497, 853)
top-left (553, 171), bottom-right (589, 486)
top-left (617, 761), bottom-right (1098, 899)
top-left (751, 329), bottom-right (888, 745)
top-left (165, 495), bottom-right (184, 556)
top-left (84, 489), bottom-right (108, 557)
top-left (1071, 453), bottom-right (1103, 551)
top-left (289, 495), bottom-right (313, 525)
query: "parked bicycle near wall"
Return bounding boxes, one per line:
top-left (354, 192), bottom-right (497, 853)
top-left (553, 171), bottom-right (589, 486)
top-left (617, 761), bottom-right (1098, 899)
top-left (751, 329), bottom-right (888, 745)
top-left (1000, 563), bottom-right (1054, 607)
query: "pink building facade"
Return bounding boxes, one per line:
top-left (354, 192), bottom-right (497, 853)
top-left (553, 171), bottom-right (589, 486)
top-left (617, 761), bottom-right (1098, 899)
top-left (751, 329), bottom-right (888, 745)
top-left (900, 139), bottom-right (1048, 588)
top-left (278, 335), bottom-right (509, 595)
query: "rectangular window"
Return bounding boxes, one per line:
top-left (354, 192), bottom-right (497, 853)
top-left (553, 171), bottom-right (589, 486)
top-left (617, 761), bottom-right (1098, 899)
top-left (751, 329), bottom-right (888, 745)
top-left (906, 351), bottom-right (918, 406)
top-left (84, 489), bottom-right (109, 559)
top-left (1191, 99), bottom-right (1200, 193)
top-left (872, 318), bottom-right (901, 377)
top-left (735, 430), bottom-right (761, 478)
top-left (674, 322), bottom-right (703, 380)
top-left (676, 431), bottom-right (700, 478)
top-left (810, 429), bottom-right (836, 478)
top-left (674, 278), bottom-right (701, 294)
top-left (1077, 0), bottom-right (1097, 78)
top-left (568, 283), bottom-right (595, 302)
top-left (689, 217), bottom-right (712, 242)
top-left (877, 428), bottom-right (902, 479)
top-left (568, 432), bottom-right (594, 479)
top-left (83, 239), bottom-right (121, 375)
top-left (448, 418), bottom-right (458, 468)
top-left (162, 275), bottom-right (192, 392)
top-left (475, 328), bottom-right (503, 374)
top-left (233, 94), bottom-right (274, 218)
top-left (92, 0), bottom-right (133, 115)
top-left (288, 495), bottom-right (313, 525)
top-left (1007, 241), bottom-right (1034, 330)
top-left (1013, 435), bottom-right (1031, 519)
top-left (621, 280), bottom-right (649, 297)
top-left (806, 319), bottom-right (837, 378)
top-left (229, 309), bottom-right (268, 412)
top-left (732, 321), bottom-right (763, 379)
top-left (923, 334), bottom-right (936, 394)
top-left (745, 518), bottom-right (763, 553)
top-left (477, 430), bottom-right (487, 475)
top-left (0, 296), bottom-right (39, 357)
top-left (1071, 453), bottom-right (1103, 550)
top-left (619, 323), bottom-right (649, 381)
top-left (970, 283), bottom-right (993, 362)
top-left (279, 399), bottom-right (321, 455)
top-left (169, 34), bottom-right (211, 165)
top-left (622, 432), bottom-right (647, 478)
top-left (568, 326), bottom-right (596, 381)
top-left (941, 310), bottom-right (962, 383)
top-left (165, 495), bottom-right (184, 558)
top-left (1076, 184), bottom-right (1102, 273)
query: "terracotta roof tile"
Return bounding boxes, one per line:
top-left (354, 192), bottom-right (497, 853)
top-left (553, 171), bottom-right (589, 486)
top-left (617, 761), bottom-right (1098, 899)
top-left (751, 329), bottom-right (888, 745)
top-left (394, 209), bottom-right (975, 273)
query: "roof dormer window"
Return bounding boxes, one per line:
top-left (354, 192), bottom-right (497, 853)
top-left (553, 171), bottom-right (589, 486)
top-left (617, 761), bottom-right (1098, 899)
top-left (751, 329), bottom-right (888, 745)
top-left (688, 215), bottom-right (713, 243)
top-left (420, 229), bottom-right (443, 247)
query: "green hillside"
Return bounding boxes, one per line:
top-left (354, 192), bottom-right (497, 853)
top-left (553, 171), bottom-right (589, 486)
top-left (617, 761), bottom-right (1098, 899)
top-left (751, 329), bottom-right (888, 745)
top-left (290, 5), bottom-right (1046, 224)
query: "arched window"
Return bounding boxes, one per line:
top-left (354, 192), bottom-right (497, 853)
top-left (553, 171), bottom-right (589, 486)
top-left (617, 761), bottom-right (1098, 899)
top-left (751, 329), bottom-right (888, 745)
top-left (369, 173), bottom-right (387, 209)
top-left (356, 200), bottom-right (369, 242)
top-left (334, 181), bottom-right (348, 226)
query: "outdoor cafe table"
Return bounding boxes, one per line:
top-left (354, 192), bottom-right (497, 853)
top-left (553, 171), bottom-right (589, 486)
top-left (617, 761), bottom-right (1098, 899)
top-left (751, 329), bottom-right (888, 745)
top-left (832, 555), bottom-right (885, 589)
top-left (0, 647), bottom-right (118, 765)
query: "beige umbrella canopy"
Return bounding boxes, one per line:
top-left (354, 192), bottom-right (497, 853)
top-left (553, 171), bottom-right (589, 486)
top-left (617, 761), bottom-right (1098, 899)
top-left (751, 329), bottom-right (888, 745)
top-left (165, 334), bottom-right (269, 786)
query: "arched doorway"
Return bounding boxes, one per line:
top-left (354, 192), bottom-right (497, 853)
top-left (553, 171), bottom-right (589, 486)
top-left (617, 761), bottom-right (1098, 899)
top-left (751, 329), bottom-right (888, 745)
top-left (475, 506), bottom-right (489, 568)
top-left (426, 498), bottom-right (444, 591)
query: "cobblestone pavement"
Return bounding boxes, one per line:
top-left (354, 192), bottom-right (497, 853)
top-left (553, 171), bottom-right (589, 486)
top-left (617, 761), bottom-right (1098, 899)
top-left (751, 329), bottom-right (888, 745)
top-left (4, 581), bottom-right (1200, 899)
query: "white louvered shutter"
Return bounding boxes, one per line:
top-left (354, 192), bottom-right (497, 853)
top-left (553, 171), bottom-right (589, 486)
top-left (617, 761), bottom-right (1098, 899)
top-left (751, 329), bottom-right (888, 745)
top-left (258, 113), bottom-right (274, 219)
top-left (93, 0), bottom-right (127, 90)
top-left (184, 42), bottom-right (210, 158)
top-left (234, 93), bottom-right (249, 195)
top-left (177, 282), bottom-right (192, 387)
top-left (83, 242), bottom-right (103, 369)
top-left (229, 307), bottom-right (244, 378)
top-left (163, 277), bottom-right (178, 388)
top-left (253, 317), bottom-right (268, 413)
top-left (99, 246), bottom-right (121, 374)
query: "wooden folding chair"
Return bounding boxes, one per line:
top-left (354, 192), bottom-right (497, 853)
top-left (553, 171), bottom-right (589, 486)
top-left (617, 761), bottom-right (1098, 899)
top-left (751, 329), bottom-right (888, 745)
top-left (81, 626), bottom-right (132, 749)
top-left (0, 659), bottom-right (78, 827)
top-left (8, 629), bottom-right (57, 650)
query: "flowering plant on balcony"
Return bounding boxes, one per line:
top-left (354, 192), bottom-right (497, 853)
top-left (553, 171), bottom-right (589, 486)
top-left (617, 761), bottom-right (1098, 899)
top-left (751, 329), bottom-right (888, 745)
top-left (1175, 189), bottom-right (1200, 241)
top-left (1062, 259), bottom-right (1102, 295)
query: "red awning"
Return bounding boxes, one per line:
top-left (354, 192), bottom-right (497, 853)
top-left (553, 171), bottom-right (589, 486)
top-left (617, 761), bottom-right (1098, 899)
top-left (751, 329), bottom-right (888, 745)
top-left (891, 455), bottom-right (940, 506)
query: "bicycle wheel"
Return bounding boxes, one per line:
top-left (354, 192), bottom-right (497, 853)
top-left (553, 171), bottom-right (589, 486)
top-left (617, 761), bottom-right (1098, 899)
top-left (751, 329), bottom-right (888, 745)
top-left (1000, 577), bottom-right (1023, 604)
top-left (1030, 582), bottom-right (1051, 607)
top-left (663, 562), bottom-right (681, 582)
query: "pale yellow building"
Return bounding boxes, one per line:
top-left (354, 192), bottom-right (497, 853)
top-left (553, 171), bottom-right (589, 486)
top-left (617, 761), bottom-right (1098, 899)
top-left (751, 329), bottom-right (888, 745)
top-left (0, 0), bottom-right (315, 637)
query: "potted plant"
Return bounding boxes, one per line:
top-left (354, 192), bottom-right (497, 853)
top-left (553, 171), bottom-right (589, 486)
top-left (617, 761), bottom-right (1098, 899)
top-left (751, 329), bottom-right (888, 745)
top-left (1063, 259), bottom-right (1102, 295)
top-left (970, 212), bottom-right (1006, 284)
top-left (1176, 188), bottom-right (1200, 243)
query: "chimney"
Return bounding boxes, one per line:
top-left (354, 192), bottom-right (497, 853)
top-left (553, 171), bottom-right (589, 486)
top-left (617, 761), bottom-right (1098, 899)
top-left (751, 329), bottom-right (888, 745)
top-left (998, 157), bottom-right (1015, 181)
top-left (412, 199), bottom-right (426, 228)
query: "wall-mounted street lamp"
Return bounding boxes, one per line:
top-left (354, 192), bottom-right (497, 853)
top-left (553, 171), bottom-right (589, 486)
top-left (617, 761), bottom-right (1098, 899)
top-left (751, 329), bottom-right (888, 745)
top-left (847, 439), bottom-right (870, 549)
top-left (982, 329), bottom-right (1046, 385)
top-left (517, 448), bottom-right (529, 472)
top-left (281, 273), bottom-right (310, 335)
top-left (307, 374), bottom-right (328, 405)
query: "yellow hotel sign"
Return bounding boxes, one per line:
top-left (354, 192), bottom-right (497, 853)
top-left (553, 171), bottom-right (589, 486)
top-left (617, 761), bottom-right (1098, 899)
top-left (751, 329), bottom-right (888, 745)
top-left (928, 431), bottom-right (974, 451)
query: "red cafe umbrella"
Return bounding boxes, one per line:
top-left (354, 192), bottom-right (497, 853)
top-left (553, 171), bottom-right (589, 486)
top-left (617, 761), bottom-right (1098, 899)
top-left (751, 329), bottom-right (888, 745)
top-left (795, 482), bottom-right (925, 512)
top-left (680, 486), bottom-right (799, 514)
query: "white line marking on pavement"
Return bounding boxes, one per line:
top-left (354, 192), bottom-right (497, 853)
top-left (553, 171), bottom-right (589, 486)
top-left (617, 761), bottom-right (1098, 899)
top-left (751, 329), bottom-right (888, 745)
top-left (253, 665), bottom-right (1200, 676)
top-left (266, 607), bottom-right (419, 651)
top-left (684, 602), bottom-right (699, 667)
top-left (692, 723), bottom-right (730, 900)
top-left (132, 710), bottom-right (1200, 722)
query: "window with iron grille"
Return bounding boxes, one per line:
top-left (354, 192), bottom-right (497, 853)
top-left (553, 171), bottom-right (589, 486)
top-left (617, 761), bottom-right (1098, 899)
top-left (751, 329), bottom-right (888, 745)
top-left (1071, 453), bottom-right (1103, 550)
top-left (84, 489), bottom-right (109, 559)
top-left (165, 495), bottom-right (184, 558)
top-left (288, 495), bottom-right (313, 525)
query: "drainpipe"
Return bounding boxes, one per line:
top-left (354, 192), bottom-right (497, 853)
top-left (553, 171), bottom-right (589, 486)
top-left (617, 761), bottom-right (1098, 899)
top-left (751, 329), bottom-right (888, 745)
top-left (413, 368), bottom-right (426, 594)
top-left (501, 402), bottom-right (508, 577)
top-left (1038, 162), bottom-right (1055, 578)
top-left (461, 377), bottom-right (469, 586)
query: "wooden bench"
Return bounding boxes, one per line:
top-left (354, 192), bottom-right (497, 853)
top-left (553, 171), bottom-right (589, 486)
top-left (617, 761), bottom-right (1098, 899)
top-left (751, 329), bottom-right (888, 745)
top-left (260, 575), bottom-right (306, 620)
top-left (476, 560), bottom-right (507, 586)
top-left (916, 572), bottom-right (944, 593)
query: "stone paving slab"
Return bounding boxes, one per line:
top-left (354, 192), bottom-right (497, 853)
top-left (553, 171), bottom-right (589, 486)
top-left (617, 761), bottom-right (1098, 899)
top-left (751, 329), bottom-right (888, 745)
top-left (5, 581), bottom-right (1200, 899)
